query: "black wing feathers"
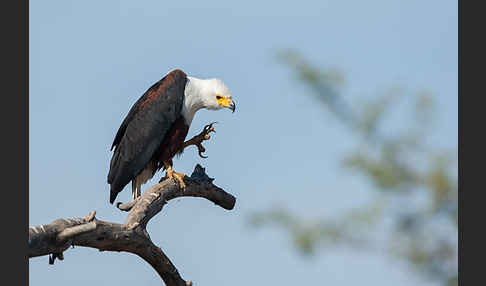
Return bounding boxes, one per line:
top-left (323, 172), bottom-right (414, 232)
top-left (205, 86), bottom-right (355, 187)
top-left (107, 70), bottom-right (187, 203)
top-left (110, 77), bottom-right (167, 151)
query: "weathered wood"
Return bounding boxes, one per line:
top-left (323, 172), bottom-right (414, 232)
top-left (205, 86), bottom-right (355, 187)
top-left (29, 164), bottom-right (235, 286)
top-left (125, 164), bottom-right (235, 229)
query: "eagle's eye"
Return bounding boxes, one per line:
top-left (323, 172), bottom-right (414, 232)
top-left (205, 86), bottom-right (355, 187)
top-left (216, 95), bottom-right (222, 100)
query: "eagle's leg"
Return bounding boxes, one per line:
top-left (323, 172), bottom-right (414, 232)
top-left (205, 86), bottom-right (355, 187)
top-left (131, 179), bottom-right (142, 201)
top-left (131, 180), bottom-right (138, 201)
top-left (136, 185), bottom-right (141, 199)
top-left (180, 122), bottom-right (217, 158)
top-left (163, 161), bottom-right (186, 189)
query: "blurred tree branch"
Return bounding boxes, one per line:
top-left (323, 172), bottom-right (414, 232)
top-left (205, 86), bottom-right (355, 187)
top-left (29, 165), bottom-right (236, 286)
top-left (252, 49), bottom-right (457, 286)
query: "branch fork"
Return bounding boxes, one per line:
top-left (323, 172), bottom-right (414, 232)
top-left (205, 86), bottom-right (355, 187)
top-left (29, 164), bottom-right (236, 286)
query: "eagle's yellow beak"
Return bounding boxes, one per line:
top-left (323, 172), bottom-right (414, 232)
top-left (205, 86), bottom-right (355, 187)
top-left (217, 96), bottom-right (236, 113)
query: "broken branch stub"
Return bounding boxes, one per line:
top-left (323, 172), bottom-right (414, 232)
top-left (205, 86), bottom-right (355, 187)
top-left (29, 164), bottom-right (236, 286)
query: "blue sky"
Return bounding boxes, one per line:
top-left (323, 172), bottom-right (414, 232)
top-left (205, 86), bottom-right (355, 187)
top-left (29, 0), bottom-right (457, 285)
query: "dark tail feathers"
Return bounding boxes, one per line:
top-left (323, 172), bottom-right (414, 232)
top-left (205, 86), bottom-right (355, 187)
top-left (109, 185), bottom-right (119, 204)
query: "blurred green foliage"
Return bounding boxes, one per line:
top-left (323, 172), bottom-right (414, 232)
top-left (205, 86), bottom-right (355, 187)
top-left (251, 50), bottom-right (457, 286)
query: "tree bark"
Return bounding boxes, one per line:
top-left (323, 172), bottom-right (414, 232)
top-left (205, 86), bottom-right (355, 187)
top-left (29, 164), bottom-right (236, 286)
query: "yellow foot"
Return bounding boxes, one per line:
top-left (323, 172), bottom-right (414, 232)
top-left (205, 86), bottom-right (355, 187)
top-left (166, 168), bottom-right (186, 189)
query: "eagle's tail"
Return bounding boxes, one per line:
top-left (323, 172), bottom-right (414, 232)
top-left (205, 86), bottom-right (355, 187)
top-left (109, 185), bottom-right (120, 204)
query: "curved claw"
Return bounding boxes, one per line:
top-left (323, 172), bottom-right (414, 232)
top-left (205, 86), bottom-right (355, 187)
top-left (198, 151), bottom-right (208, 159)
top-left (187, 122), bottom-right (217, 159)
top-left (197, 144), bottom-right (208, 158)
top-left (204, 121), bottom-right (218, 134)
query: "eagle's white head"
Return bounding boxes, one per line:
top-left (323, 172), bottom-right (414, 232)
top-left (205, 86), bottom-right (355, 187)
top-left (182, 76), bottom-right (235, 124)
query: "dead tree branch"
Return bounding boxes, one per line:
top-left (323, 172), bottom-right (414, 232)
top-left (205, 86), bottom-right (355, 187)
top-left (29, 164), bottom-right (236, 286)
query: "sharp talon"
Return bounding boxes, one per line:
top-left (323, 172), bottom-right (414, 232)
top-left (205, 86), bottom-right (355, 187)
top-left (180, 122), bottom-right (217, 158)
top-left (205, 121), bottom-right (217, 131)
top-left (199, 151), bottom-right (208, 159)
top-left (196, 143), bottom-right (207, 158)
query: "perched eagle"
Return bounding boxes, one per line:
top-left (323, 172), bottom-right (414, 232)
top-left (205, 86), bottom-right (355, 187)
top-left (107, 69), bottom-right (235, 204)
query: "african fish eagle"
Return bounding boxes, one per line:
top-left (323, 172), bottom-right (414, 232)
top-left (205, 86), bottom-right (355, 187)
top-left (107, 69), bottom-right (235, 204)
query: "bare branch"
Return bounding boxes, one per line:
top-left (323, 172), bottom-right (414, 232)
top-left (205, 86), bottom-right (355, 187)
top-left (57, 221), bottom-right (96, 242)
top-left (29, 164), bottom-right (235, 286)
top-left (116, 198), bottom-right (140, 212)
top-left (125, 164), bottom-right (235, 228)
